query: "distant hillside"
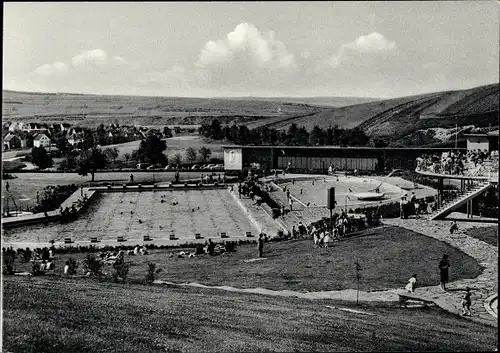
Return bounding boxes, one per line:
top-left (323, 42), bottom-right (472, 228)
top-left (2, 90), bottom-right (329, 128)
top-left (221, 96), bottom-right (380, 107)
top-left (255, 84), bottom-right (499, 144)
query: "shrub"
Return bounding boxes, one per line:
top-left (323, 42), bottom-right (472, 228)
top-left (113, 261), bottom-right (130, 283)
top-left (224, 241), bottom-right (237, 252)
top-left (2, 173), bottom-right (17, 180)
top-left (22, 248), bottom-right (32, 262)
top-left (144, 262), bottom-right (162, 285)
top-left (3, 249), bottom-right (17, 275)
top-left (83, 253), bottom-right (105, 277)
top-left (68, 257), bottom-right (78, 275)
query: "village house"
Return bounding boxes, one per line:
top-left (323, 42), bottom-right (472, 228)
top-left (3, 133), bottom-right (22, 150)
top-left (33, 133), bottom-right (51, 148)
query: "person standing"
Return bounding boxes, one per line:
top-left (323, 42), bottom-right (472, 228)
top-left (439, 255), bottom-right (450, 291)
top-left (405, 274), bottom-right (417, 293)
top-left (289, 198), bottom-right (294, 211)
top-left (130, 174), bottom-right (134, 183)
top-left (461, 287), bottom-right (472, 316)
top-left (258, 233), bottom-right (264, 257)
top-left (5, 182), bottom-right (10, 192)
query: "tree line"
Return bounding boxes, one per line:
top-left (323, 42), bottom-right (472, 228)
top-left (199, 119), bottom-right (386, 147)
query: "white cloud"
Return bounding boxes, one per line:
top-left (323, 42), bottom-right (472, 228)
top-left (327, 32), bottom-right (396, 68)
top-left (71, 49), bottom-right (108, 69)
top-left (33, 61), bottom-right (69, 76)
top-left (345, 32), bottom-right (396, 53)
top-left (196, 22), bottom-right (295, 70)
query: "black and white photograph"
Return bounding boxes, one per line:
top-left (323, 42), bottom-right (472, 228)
top-left (1, 2), bottom-right (498, 352)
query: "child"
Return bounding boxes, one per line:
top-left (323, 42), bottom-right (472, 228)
top-left (405, 274), bottom-right (417, 293)
top-left (449, 221), bottom-right (458, 234)
top-left (461, 287), bottom-right (472, 316)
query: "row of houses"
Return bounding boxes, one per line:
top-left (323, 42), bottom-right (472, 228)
top-left (2, 122), bottom-right (171, 151)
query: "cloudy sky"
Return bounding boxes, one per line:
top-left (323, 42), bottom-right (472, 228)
top-left (3, 2), bottom-right (499, 98)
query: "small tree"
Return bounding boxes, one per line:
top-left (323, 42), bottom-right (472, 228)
top-left (135, 134), bottom-right (167, 166)
top-left (103, 147), bottom-right (119, 163)
top-left (145, 262), bottom-right (162, 284)
top-left (124, 153), bottom-right (131, 162)
top-left (172, 153), bottom-right (182, 167)
top-left (76, 147), bottom-right (109, 182)
top-left (3, 249), bottom-right (17, 275)
top-left (31, 147), bottom-right (53, 169)
top-left (68, 257), bottom-right (78, 275)
top-left (186, 147), bottom-right (197, 163)
top-left (83, 253), bottom-right (104, 277)
top-left (113, 261), bottom-right (130, 283)
top-left (199, 146), bottom-right (212, 162)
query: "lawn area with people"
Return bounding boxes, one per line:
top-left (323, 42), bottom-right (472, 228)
top-left (3, 275), bottom-right (497, 352)
top-left (8, 226), bottom-right (483, 293)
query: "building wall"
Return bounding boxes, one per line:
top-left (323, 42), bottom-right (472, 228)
top-left (225, 146), bottom-right (463, 172)
top-left (467, 137), bottom-right (489, 151)
top-left (34, 136), bottom-right (51, 148)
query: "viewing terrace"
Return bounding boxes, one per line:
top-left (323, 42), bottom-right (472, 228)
top-left (415, 149), bottom-right (498, 220)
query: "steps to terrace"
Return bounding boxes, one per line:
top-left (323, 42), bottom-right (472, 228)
top-left (430, 181), bottom-right (492, 220)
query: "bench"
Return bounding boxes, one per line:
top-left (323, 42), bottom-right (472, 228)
top-left (90, 237), bottom-right (100, 243)
top-left (195, 233), bottom-right (203, 239)
top-left (246, 232), bottom-right (253, 237)
top-left (143, 235), bottom-right (152, 242)
top-left (64, 238), bottom-right (73, 244)
top-left (220, 232), bottom-right (228, 238)
top-left (398, 293), bottom-right (437, 308)
top-left (117, 236), bottom-right (126, 242)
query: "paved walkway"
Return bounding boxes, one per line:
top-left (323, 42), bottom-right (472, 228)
top-left (383, 218), bottom-right (498, 326)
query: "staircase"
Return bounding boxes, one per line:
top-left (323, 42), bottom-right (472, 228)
top-left (429, 181), bottom-right (492, 220)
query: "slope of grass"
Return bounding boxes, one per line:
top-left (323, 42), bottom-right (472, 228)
top-left (464, 226), bottom-right (498, 247)
top-left (3, 276), bottom-right (498, 352)
top-left (2, 90), bottom-right (327, 127)
top-left (259, 84), bottom-right (498, 141)
top-left (9, 226), bottom-right (483, 292)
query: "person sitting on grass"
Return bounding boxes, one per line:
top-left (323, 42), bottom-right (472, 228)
top-left (405, 274), bottom-right (417, 293)
top-left (323, 231), bottom-right (332, 248)
top-left (64, 261), bottom-right (70, 276)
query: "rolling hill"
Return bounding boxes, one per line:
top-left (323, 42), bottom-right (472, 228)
top-left (258, 84), bottom-right (498, 143)
top-left (3, 90), bottom-right (374, 128)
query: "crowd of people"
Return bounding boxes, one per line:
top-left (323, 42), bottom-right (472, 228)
top-left (416, 149), bottom-right (498, 177)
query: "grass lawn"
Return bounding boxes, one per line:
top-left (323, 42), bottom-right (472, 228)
top-left (11, 226), bottom-right (483, 292)
top-left (465, 226), bottom-right (498, 247)
top-left (3, 276), bottom-right (497, 352)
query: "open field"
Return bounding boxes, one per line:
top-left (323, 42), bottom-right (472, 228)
top-left (1, 171), bottom-right (205, 208)
top-left (7, 226), bottom-right (483, 292)
top-left (2, 189), bottom-right (261, 244)
top-left (3, 276), bottom-right (497, 352)
top-left (2, 89), bottom-right (327, 127)
top-left (108, 135), bottom-right (229, 162)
